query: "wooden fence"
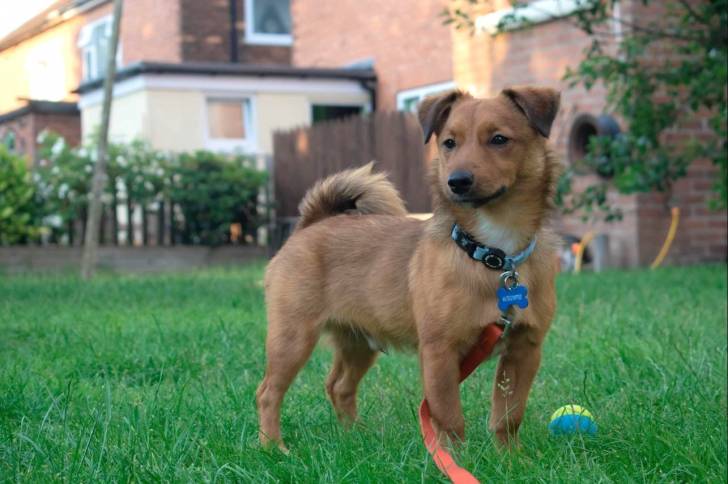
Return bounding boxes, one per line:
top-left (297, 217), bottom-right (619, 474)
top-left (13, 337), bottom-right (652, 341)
top-left (53, 192), bottom-right (262, 248)
top-left (272, 111), bottom-right (431, 221)
top-left (59, 199), bottom-right (199, 247)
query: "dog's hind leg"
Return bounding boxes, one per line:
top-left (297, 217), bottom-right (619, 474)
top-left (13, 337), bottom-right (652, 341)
top-left (256, 308), bottom-right (322, 451)
top-left (325, 327), bottom-right (378, 424)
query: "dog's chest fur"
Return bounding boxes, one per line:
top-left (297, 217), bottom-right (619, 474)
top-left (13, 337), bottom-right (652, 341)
top-left (472, 211), bottom-right (524, 255)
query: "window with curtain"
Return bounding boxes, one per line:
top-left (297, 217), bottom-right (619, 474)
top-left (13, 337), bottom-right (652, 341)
top-left (245, 0), bottom-right (292, 45)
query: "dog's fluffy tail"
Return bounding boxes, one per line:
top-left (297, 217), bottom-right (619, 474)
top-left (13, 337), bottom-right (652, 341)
top-left (296, 162), bottom-right (408, 231)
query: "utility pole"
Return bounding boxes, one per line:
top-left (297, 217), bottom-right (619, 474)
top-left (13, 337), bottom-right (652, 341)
top-left (81, 0), bottom-right (123, 279)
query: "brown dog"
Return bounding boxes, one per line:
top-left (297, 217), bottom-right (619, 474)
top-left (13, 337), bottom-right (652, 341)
top-left (257, 86), bottom-right (561, 451)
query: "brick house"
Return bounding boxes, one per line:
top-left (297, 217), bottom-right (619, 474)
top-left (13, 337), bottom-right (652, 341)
top-left (0, 0), bottom-right (373, 162)
top-left (0, 100), bottom-right (80, 165)
top-left (76, 61), bottom-right (373, 154)
top-left (291, 0), bottom-right (726, 267)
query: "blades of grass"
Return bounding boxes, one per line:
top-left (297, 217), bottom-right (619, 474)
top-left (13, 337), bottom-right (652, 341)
top-left (92, 378), bottom-right (113, 480)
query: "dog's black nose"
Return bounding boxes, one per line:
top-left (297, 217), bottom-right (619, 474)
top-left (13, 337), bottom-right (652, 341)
top-left (447, 170), bottom-right (474, 195)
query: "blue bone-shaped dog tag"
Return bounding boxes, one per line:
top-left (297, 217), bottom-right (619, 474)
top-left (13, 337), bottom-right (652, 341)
top-left (497, 284), bottom-right (529, 312)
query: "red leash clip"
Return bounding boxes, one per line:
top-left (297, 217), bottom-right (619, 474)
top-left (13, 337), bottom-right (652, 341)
top-left (418, 323), bottom-right (504, 484)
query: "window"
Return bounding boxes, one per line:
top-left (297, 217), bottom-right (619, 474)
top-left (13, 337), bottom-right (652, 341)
top-left (78, 16), bottom-right (117, 81)
top-left (208, 101), bottom-right (247, 139)
top-left (205, 98), bottom-right (255, 152)
top-left (396, 81), bottom-right (457, 113)
top-left (312, 105), bottom-right (363, 124)
top-left (245, 0), bottom-right (292, 45)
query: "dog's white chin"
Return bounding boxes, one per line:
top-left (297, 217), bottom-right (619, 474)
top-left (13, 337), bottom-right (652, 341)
top-left (473, 211), bottom-right (526, 255)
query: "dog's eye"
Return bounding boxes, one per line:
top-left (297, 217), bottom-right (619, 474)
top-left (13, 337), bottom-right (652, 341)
top-left (443, 138), bottom-right (456, 150)
top-left (490, 134), bottom-right (509, 145)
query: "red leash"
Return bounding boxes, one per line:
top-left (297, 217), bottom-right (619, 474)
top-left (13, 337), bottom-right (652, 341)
top-left (418, 323), bottom-right (504, 484)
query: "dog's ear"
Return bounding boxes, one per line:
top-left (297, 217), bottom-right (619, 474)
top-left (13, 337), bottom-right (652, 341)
top-left (502, 86), bottom-right (560, 138)
top-left (417, 90), bottom-right (464, 144)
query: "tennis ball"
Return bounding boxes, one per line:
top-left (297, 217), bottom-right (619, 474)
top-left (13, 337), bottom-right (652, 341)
top-left (548, 404), bottom-right (597, 435)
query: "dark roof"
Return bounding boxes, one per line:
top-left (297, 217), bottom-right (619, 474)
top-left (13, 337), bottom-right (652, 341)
top-left (0, 100), bottom-right (79, 124)
top-left (0, 0), bottom-right (110, 52)
top-left (76, 61), bottom-right (378, 94)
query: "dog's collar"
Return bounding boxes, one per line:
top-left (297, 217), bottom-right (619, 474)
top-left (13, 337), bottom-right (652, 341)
top-left (450, 223), bottom-right (536, 271)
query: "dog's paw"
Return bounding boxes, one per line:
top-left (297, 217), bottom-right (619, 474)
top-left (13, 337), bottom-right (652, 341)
top-left (259, 434), bottom-right (290, 455)
top-left (494, 431), bottom-right (521, 451)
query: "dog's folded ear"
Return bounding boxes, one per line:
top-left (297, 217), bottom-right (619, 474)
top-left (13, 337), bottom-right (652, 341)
top-left (417, 90), bottom-right (465, 144)
top-left (502, 86), bottom-right (561, 138)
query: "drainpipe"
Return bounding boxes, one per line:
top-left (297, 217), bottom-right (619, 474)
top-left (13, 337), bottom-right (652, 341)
top-left (359, 78), bottom-right (377, 112)
top-left (228, 0), bottom-right (239, 63)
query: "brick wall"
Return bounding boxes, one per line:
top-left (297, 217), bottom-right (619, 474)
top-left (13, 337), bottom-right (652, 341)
top-left (291, 0), bottom-right (453, 110)
top-left (0, 110), bottom-right (80, 166)
top-left (179, 0), bottom-right (230, 62)
top-left (35, 112), bottom-right (81, 153)
top-left (625, 0), bottom-right (725, 265)
top-left (637, 161), bottom-right (727, 266)
top-left (122, 0), bottom-right (182, 64)
top-left (0, 116), bottom-right (35, 163)
top-left (179, 0), bottom-right (291, 64)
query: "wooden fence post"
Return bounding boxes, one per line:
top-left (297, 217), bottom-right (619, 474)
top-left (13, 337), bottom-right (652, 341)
top-left (111, 177), bottom-right (119, 245)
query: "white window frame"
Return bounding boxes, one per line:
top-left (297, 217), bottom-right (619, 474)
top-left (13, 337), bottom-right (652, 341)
top-left (396, 81), bottom-right (457, 112)
top-left (244, 0), bottom-right (292, 46)
top-left (203, 95), bottom-right (257, 154)
top-left (78, 15), bottom-right (121, 81)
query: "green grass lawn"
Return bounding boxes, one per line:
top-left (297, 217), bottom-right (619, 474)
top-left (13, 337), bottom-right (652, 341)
top-left (1, 263), bottom-right (726, 482)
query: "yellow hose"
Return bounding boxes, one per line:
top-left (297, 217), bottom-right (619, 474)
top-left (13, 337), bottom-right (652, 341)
top-left (650, 207), bottom-right (680, 269)
top-left (574, 231), bottom-right (595, 274)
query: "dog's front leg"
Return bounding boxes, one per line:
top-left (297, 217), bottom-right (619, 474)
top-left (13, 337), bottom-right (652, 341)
top-left (420, 341), bottom-right (464, 444)
top-left (489, 327), bottom-right (543, 447)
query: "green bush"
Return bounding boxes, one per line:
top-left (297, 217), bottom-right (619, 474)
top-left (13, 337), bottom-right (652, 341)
top-left (32, 133), bottom-right (268, 246)
top-left (34, 132), bottom-right (93, 242)
top-left (170, 151), bottom-right (267, 246)
top-left (109, 140), bottom-right (169, 205)
top-left (0, 145), bottom-right (39, 244)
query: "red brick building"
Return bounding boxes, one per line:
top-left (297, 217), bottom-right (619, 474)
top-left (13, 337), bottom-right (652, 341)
top-left (0, 100), bottom-right (80, 165)
top-left (291, 0), bottom-right (726, 267)
top-left (0, 0), bottom-right (298, 163)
